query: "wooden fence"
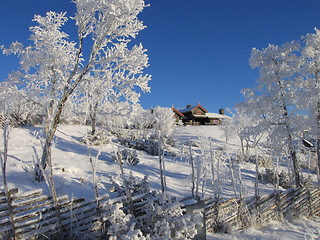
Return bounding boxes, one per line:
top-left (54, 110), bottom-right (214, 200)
top-left (1, 185), bottom-right (319, 239)
top-left (204, 185), bottom-right (320, 233)
top-left (0, 188), bottom-right (153, 239)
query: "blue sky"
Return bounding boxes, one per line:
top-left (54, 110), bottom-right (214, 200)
top-left (1, 0), bottom-right (320, 113)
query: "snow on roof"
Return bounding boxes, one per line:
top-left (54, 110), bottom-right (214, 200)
top-left (178, 104), bottom-right (208, 113)
top-left (172, 107), bottom-right (185, 117)
top-left (205, 113), bottom-right (230, 119)
top-left (193, 113), bottom-right (230, 119)
top-left (178, 105), bottom-right (197, 113)
top-left (193, 115), bottom-right (207, 118)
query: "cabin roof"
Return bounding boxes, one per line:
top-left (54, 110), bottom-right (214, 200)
top-left (172, 107), bottom-right (185, 117)
top-left (178, 104), bottom-right (208, 114)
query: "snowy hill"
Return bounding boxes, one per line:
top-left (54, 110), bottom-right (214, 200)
top-left (0, 125), bottom-right (267, 199)
top-left (1, 124), bottom-right (319, 239)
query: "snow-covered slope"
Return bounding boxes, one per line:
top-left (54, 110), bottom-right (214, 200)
top-left (0, 124), bottom-right (314, 200)
top-left (0, 125), bottom-right (244, 199)
top-left (1, 124), bottom-right (319, 239)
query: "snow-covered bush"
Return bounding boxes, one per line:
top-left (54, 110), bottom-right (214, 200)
top-left (112, 148), bottom-right (140, 166)
top-left (101, 188), bottom-right (202, 239)
top-left (165, 137), bottom-right (176, 148)
top-left (123, 149), bottom-right (140, 166)
top-left (145, 139), bottom-right (160, 156)
top-left (119, 138), bottom-right (161, 156)
top-left (0, 82), bottom-right (45, 127)
top-left (259, 168), bottom-right (291, 189)
top-left (243, 154), bottom-right (273, 168)
top-left (299, 151), bottom-right (318, 173)
top-left (137, 194), bottom-right (202, 239)
top-left (117, 223), bottom-right (147, 240)
top-left (101, 201), bottom-right (135, 239)
top-left (119, 138), bottom-right (146, 151)
top-left (212, 221), bottom-right (233, 234)
top-left (80, 128), bottom-right (111, 146)
top-left (109, 172), bottom-right (149, 197)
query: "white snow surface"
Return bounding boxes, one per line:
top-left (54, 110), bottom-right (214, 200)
top-left (1, 124), bottom-right (319, 239)
top-left (207, 216), bottom-right (320, 240)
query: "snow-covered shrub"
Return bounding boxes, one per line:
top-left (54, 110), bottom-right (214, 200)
top-left (212, 221), bottom-right (233, 234)
top-left (119, 138), bottom-right (146, 151)
top-left (0, 82), bottom-right (45, 127)
top-left (118, 138), bottom-right (161, 156)
top-left (259, 168), bottom-right (291, 189)
top-left (166, 137), bottom-right (175, 147)
top-left (112, 148), bottom-right (140, 166)
top-left (299, 151), bottom-right (318, 173)
top-left (109, 172), bottom-right (149, 197)
top-left (145, 139), bottom-right (160, 156)
top-left (245, 155), bottom-right (273, 168)
top-left (137, 194), bottom-right (202, 239)
top-left (123, 149), bottom-right (140, 166)
top-left (102, 201), bottom-right (135, 239)
top-left (118, 223), bottom-right (147, 240)
top-left (80, 128), bottom-right (110, 146)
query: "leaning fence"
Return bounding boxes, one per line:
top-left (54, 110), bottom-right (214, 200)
top-left (1, 185), bottom-right (319, 239)
top-left (204, 185), bottom-right (320, 233)
top-left (0, 188), bottom-right (154, 239)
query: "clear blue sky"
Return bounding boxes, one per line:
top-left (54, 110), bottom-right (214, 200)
top-left (1, 0), bottom-right (320, 113)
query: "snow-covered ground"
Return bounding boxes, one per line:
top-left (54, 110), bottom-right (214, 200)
top-left (1, 124), bottom-right (319, 239)
top-left (207, 216), bottom-right (320, 240)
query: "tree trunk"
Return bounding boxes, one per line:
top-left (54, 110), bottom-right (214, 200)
top-left (282, 100), bottom-right (300, 187)
top-left (158, 130), bottom-right (166, 194)
top-left (290, 145), bottom-right (300, 187)
top-left (238, 134), bottom-right (245, 156)
top-left (254, 148), bottom-right (259, 198)
top-left (313, 61), bottom-right (320, 189)
top-left (90, 102), bottom-right (98, 136)
top-left (317, 106), bottom-right (320, 188)
top-left (210, 140), bottom-right (215, 196)
top-left (35, 100), bottom-right (66, 182)
top-left (189, 142), bottom-right (195, 198)
top-left (277, 77), bottom-right (300, 187)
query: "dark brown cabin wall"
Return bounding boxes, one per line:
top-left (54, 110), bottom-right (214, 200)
top-left (193, 108), bottom-right (206, 115)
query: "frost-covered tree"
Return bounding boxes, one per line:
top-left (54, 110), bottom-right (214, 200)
top-left (1, 0), bottom-right (150, 181)
top-left (300, 28), bottom-right (320, 185)
top-left (81, 42), bottom-right (150, 136)
top-left (150, 106), bottom-right (176, 138)
top-left (249, 41), bottom-right (301, 187)
top-left (233, 98), bottom-right (265, 157)
top-left (129, 105), bottom-right (152, 138)
top-left (150, 106), bottom-right (175, 193)
top-left (0, 81), bottom-right (42, 126)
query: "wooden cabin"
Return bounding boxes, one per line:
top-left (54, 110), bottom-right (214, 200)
top-left (172, 107), bottom-right (185, 123)
top-left (172, 104), bottom-right (228, 125)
